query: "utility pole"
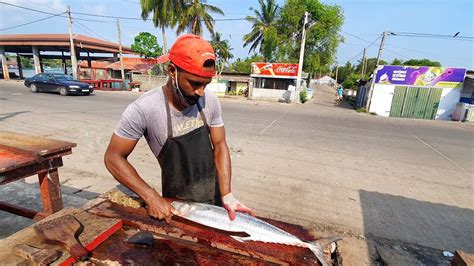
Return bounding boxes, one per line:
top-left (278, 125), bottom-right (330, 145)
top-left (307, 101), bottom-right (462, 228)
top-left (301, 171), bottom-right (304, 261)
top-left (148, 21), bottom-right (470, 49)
top-left (366, 31), bottom-right (388, 110)
top-left (296, 11), bottom-right (309, 95)
top-left (375, 31), bottom-right (388, 67)
top-left (67, 6), bottom-right (78, 79)
top-left (361, 47), bottom-right (366, 76)
top-left (116, 18), bottom-right (125, 90)
top-left (334, 65), bottom-right (339, 86)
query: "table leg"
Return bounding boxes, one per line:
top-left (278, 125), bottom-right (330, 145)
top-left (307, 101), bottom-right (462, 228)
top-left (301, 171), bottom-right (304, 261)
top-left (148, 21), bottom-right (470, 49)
top-left (38, 168), bottom-right (63, 215)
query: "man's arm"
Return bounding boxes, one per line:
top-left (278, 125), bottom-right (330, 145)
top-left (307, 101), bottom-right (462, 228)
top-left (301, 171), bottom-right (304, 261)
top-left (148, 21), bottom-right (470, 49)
top-left (104, 134), bottom-right (174, 222)
top-left (210, 126), bottom-right (254, 220)
top-left (209, 126), bottom-right (231, 196)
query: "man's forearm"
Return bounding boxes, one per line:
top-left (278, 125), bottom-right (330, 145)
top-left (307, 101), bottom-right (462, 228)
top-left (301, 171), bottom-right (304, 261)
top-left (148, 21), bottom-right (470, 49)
top-left (213, 142), bottom-right (231, 197)
top-left (104, 154), bottom-right (159, 202)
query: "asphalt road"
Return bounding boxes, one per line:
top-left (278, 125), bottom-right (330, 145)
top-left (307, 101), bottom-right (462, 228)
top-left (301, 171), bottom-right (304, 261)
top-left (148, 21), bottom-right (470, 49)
top-left (1, 80), bottom-right (473, 257)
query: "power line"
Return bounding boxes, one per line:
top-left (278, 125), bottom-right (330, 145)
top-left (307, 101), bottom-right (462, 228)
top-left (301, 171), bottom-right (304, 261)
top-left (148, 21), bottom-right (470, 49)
top-left (0, 2), bottom-right (113, 23)
top-left (0, 12), bottom-right (65, 31)
top-left (71, 11), bottom-right (247, 22)
top-left (393, 31), bottom-right (474, 40)
top-left (75, 20), bottom-right (111, 41)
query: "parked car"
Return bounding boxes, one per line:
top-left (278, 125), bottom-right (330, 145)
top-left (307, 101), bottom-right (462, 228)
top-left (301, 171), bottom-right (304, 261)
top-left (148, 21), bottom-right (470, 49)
top-left (24, 73), bottom-right (94, 96)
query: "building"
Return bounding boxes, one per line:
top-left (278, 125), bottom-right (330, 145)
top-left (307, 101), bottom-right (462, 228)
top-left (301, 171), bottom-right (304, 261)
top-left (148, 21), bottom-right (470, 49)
top-left (249, 62), bottom-right (306, 102)
top-left (368, 65), bottom-right (467, 120)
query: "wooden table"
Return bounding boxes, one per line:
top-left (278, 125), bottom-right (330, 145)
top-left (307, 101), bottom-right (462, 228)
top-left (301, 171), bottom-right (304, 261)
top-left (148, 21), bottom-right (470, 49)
top-left (0, 131), bottom-right (76, 220)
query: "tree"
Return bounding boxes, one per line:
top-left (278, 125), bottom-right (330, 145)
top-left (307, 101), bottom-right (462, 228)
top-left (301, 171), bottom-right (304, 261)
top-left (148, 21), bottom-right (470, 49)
top-left (177, 0), bottom-right (224, 36)
top-left (210, 32), bottom-right (234, 79)
top-left (229, 55), bottom-right (264, 74)
top-left (402, 58), bottom-right (441, 67)
top-left (277, 0), bottom-right (344, 75)
top-left (391, 58), bottom-right (403, 65)
top-left (140, 0), bottom-right (182, 53)
top-left (243, 0), bottom-right (280, 62)
top-left (131, 32), bottom-right (163, 58)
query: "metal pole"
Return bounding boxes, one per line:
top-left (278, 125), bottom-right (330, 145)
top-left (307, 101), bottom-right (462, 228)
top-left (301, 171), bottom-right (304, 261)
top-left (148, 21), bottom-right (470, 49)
top-left (67, 6), bottom-right (78, 79)
top-left (116, 19), bottom-right (125, 90)
top-left (366, 31), bottom-right (388, 110)
top-left (296, 11), bottom-right (309, 93)
top-left (361, 47), bottom-right (366, 76)
top-left (16, 53), bottom-right (23, 79)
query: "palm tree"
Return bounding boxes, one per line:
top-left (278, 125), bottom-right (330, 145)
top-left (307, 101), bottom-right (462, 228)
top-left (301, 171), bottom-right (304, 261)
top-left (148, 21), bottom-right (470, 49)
top-left (140, 0), bottom-right (183, 53)
top-left (243, 0), bottom-right (279, 61)
top-left (177, 0), bottom-right (224, 36)
top-left (210, 32), bottom-right (233, 80)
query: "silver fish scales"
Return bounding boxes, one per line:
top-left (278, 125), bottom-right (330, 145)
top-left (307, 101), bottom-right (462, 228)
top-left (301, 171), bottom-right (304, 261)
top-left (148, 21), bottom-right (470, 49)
top-left (171, 200), bottom-right (332, 266)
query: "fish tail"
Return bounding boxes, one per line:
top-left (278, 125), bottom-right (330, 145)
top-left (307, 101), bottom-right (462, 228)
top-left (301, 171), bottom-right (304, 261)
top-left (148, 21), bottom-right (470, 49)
top-left (307, 236), bottom-right (343, 266)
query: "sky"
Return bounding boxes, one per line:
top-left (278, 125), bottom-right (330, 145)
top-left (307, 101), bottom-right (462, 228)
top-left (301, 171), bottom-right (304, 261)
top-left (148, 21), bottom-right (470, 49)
top-left (0, 0), bottom-right (473, 69)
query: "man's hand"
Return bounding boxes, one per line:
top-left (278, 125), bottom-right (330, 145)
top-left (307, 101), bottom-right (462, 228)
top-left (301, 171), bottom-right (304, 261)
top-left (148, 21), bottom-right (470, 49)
top-left (222, 193), bottom-right (255, 220)
top-left (144, 190), bottom-right (175, 223)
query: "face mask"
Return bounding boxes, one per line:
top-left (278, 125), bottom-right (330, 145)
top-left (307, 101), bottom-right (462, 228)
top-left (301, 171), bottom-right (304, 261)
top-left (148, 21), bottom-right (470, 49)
top-left (173, 70), bottom-right (201, 106)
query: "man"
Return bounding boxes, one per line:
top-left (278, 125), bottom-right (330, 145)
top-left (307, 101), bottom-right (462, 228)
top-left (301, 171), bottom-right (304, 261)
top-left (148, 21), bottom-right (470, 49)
top-left (104, 34), bottom-right (254, 223)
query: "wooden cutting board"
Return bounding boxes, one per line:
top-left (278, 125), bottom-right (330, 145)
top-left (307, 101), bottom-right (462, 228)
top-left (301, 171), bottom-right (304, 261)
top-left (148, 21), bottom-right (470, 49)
top-left (0, 208), bottom-right (122, 265)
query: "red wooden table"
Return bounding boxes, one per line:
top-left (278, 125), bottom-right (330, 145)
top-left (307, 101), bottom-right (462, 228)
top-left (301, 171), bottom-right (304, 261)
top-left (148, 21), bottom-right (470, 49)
top-left (0, 131), bottom-right (76, 220)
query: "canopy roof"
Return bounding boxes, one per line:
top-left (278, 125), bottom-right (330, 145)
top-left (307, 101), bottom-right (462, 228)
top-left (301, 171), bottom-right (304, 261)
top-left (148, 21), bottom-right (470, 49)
top-left (0, 34), bottom-right (134, 54)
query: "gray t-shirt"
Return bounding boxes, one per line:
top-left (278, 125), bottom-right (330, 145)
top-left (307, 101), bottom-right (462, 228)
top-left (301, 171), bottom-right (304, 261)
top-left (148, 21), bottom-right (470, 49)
top-left (114, 87), bottom-right (224, 157)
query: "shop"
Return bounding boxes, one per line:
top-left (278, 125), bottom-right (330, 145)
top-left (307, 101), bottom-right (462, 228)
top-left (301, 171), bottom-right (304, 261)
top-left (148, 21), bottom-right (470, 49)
top-left (368, 65), bottom-right (466, 120)
top-left (250, 62), bottom-right (302, 102)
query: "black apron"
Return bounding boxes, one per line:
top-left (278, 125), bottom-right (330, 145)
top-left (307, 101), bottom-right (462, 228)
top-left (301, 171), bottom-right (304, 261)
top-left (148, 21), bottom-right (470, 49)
top-left (157, 93), bottom-right (222, 206)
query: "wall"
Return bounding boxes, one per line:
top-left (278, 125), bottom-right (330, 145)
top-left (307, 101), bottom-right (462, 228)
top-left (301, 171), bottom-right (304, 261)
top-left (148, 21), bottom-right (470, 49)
top-left (368, 84), bottom-right (395, 117)
top-left (206, 82), bottom-right (226, 96)
top-left (436, 88), bottom-right (461, 120)
top-left (369, 84), bottom-right (461, 120)
top-left (131, 74), bottom-right (168, 91)
top-left (251, 88), bottom-right (298, 103)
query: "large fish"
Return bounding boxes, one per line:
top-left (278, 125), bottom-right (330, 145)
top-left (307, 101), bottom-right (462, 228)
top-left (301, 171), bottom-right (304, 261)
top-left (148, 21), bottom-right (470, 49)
top-left (171, 200), bottom-right (340, 266)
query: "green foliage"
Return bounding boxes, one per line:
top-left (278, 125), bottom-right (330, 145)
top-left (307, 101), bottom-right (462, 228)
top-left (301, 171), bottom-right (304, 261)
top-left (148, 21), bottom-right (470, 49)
top-left (229, 55), bottom-right (264, 74)
top-left (210, 32), bottom-right (234, 76)
top-left (42, 59), bottom-right (63, 68)
top-left (276, 0), bottom-right (344, 74)
top-left (300, 88), bottom-right (308, 103)
top-left (20, 57), bottom-right (33, 68)
top-left (131, 32), bottom-right (163, 58)
top-left (402, 58), bottom-right (441, 67)
top-left (177, 0), bottom-right (224, 36)
top-left (243, 0), bottom-right (280, 61)
top-left (391, 58), bottom-right (403, 65)
top-left (356, 107), bottom-right (367, 113)
top-left (341, 72), bottom-right (361, 90)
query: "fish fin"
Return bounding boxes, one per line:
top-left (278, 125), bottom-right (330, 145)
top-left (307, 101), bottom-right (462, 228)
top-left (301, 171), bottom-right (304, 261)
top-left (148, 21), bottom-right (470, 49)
top-left (307, 236), bottom-right (343, 266)
top-left (311, 235), bottom-right (343, 250)
top-left (230, 235), bottom-right (252, 243)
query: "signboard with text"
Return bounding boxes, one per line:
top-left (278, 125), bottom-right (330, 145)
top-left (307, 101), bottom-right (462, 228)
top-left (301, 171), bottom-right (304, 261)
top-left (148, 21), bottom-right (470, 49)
top-left (251, 62), bottom-right (299, 78)
top-left (374, 65), bottom-right (466, 88)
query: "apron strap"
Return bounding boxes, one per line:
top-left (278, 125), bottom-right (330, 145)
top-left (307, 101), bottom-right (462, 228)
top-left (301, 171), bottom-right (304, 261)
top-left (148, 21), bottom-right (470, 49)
top-left (197, 102), bottom-right (210, 133)
top-left (163, 88), bottom-right (173, 139)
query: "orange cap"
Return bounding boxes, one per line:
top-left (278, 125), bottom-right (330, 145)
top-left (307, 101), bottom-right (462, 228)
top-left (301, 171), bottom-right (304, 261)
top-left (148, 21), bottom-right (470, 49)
top-left (157, 34), bottom-right (216, 78)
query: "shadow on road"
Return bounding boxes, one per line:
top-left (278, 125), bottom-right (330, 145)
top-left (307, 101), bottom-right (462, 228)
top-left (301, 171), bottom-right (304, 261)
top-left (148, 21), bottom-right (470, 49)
top-left (359, 189), bottom-right (474, 264)
top-left (0, 111), bottom-right (31, 122)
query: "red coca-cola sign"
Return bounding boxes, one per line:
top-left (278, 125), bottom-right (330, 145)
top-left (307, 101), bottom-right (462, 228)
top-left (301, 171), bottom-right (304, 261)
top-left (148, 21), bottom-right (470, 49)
top-left (251, 62), bottom-right (299, 77)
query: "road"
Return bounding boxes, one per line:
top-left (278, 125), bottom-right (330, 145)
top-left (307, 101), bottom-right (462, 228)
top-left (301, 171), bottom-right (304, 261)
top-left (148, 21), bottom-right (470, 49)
top-left (1, 80), bottom-right (473, 261)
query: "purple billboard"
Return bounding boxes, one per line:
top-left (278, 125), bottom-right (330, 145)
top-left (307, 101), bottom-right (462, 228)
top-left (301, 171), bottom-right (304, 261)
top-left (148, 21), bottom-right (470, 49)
top-left (374, 65), bottom-right (466, 88)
